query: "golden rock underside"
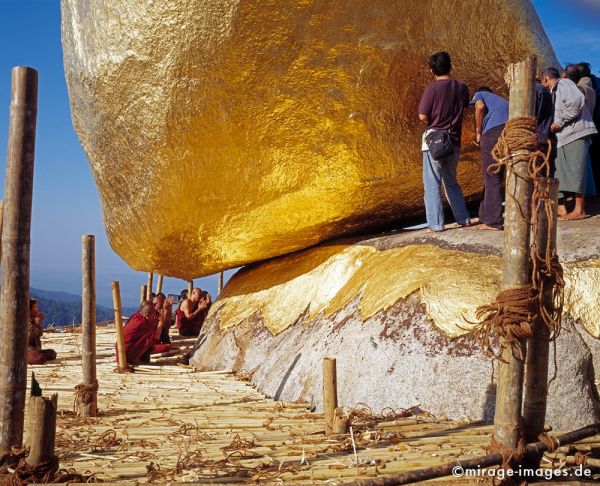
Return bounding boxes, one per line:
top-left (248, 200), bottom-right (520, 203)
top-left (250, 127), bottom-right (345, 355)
top-left (61, 0), bottom-right (557, 278)
top-left (212, 243), bottom-right (600, 339)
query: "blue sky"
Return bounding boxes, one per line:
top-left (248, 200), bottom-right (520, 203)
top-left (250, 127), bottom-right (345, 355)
top-left (0, 0), bottom-right (598, 307)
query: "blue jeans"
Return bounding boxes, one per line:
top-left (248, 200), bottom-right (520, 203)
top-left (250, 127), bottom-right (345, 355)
top-left (422, 147), bottom-right (470, 231)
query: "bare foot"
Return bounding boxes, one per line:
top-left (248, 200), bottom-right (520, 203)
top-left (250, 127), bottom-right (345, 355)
top-left (559, 211), bottom-right (587, 221)
top-left (475, 224), bottom-right (502, 231)
top-left (557, 205), bottom-right (568, 217)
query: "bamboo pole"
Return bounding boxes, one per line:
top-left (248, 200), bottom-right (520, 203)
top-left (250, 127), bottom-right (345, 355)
top-left (494, 57), bottom-right (537, 451)
top-left (323, 357), bottom-right (338, 436)
top-left (348, 423), bottom-right (600, 486)
top-left (188, 280), bottom-right (193, 296)
top-left (218, 272), bottom-right (224, 295)
top-left (146, 273), bottom-right (153, 300)
top-left (523, 178), bottom-right (559, 445)
top-left (0, 199), bottom-right (4, 261)
top-left (140, 285), bottom-right (147, 305)
top-left (79, 235), bottom-right (97, 417)
top-left (112, 281), bottom-right (127, 371)
top-left (0, 66), bottom-right (38, 453)
top-left (156, 275), bottom-right (164, 295)
top-left (25, 391), bottom-right (57, 465)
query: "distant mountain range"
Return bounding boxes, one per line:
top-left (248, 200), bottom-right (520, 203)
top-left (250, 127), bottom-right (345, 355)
top-left (30, 287), bottom-right (137, 327)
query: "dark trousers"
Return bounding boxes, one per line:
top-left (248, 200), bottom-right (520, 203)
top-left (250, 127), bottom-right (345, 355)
top-left (591, 134), bottom-right (600, 194)
top-left (478, 124), bottom-right (505, 229)
top-left (159, 324), bottom-right (171, 344)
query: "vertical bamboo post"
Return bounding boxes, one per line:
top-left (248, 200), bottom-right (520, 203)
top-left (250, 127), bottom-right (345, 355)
top-left (112, 281), bottom-right (127, 370)
top-left (0, 67), bottom-right (38, 453)
top-left (494, 57), bottom-right (537, 451)
top-left (0, 200), bottom-right (4, 261)
top-left (25, 391), bottom-right (57, 465)
top-left (79, 235), bottom-right (97, 417)
top-left (323, 357), bottom-right (338, 436)
top-left (140, 285), bottom-right (147, 305)
top-left (188, 280), bottom-right (193, 296)
top-left (156, 275), bottom-right (164, 295)
top-left (523, 178), bottom-right (559, 443)
top-left (146, 272), bottom-right (153, 300)
top-left (218, 272), bottom-right (224, 295)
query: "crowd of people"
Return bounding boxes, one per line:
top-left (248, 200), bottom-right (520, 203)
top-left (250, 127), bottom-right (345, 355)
top-left (419, 51), bottom-right (600, 231)
top-left (27, 287), bottom-right (213, 368)
top-left (118, 287), bottom-right (212, 366)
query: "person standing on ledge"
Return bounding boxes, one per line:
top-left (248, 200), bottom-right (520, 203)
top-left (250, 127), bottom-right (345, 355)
top-left (470, 87), bottom-right (509, 231)
top-left (418, 51), bottom-right (471, 232)
top-left (541, 67), bottom-right (597, 220)
top-left (176, 288), bottom-right (212, 337)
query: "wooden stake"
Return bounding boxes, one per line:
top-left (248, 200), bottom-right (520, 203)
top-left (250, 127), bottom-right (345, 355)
top-left (218, 272), bottom-right (224, 295)
top-left (0, 199), bottom-right (4, 261)
top-left (0, 66), bottom-right (38, 453)
top-left (25, 376), bottom-right (57, 465)
top-left (156, 275), bottom-right (164, 295)
top-left (112, 281), bottom-right (127, 371)
top-left (140, 285), bottom-right (147, 305)
top-left (79, 235), bottom-right (97, 417)
top-left (523, 178), bottom-right (559, 444)
top-left (494, 57), bottom-right (537, 451)
top-left (146, 273), bottom-right (153, 300)
top-left (188, 280), bottom-right (193, 296)
top-left (323, 357), bottom-right (338, 436)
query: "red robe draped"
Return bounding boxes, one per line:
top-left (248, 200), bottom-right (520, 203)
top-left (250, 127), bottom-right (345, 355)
top-left (120, 312), bottom-right (158, 365)
top-left (176, 302), bottom-right (209, 337)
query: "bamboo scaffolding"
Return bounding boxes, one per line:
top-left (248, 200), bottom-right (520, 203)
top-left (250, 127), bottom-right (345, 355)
top-left (79, 234), bottom-right (97, 417)
top-left (112, 281), bottom-right (127, 371)
top-left (494, 56), bottom-right (537, 451)
top-left (323, 358), bottom-right (338, 436)
top-left (146, 273), bottom-right (153, 300)
top-left (0, 66), bottom-right (38, 453)
top-left (25, 328), bottom-right (598, 484)
top-left (523, 178), bottom-right (559, 449)
top-left (156, 275), bottom-right (164, 295)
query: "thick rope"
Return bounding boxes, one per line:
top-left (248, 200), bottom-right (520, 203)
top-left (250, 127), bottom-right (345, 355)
top-left (473, 117), bottom-right (564, 359)
top-left (73, 380), bottom-right (98, 412)
top-left (473, 117), bottom-right (566, 477)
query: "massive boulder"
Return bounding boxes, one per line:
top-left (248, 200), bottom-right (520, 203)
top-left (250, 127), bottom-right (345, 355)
top-left (190, 219), bottom-right (600, 430)
top-left (61, 0), bottom-right (557, 278)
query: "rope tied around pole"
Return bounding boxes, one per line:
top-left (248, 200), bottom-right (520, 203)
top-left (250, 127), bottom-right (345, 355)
top-left (472, 116), bottom-right (564, 359)
top-left (73, 380), bottom-right (98, 412)
top-left (0, 454), bottom-right (95, 485)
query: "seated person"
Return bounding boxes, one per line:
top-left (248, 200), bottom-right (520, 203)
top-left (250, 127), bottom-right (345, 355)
top-left (119, 300), bottom-right (172, 366)
top-left (176, 288), bottom-right (211, 337)
top-left (153, 293), bottom-right (175, 344)
top-left (27, 299), bottom-right (57, 365)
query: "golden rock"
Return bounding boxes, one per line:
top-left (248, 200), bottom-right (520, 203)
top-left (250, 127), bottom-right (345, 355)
top-left (61, 0), bottom-right (557, 278)
top-left (212, 243), bottom-right (600, 339)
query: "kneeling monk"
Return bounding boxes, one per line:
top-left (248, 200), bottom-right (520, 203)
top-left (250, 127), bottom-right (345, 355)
top-left (120, 300), bottom-right (172, 365)
top-left (176, 288), bottom-right (211, 337)
top-left (28, 299), bottom-right (57, 365)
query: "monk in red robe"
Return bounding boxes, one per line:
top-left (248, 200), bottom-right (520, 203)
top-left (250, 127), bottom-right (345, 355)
top-left (154, 293), bottom-right (175, 344)
top-left (27, 299), bottom-right (57, 365)
top-left (176, 288), bottom-right (211, 337)
top-left (120, 300), bottom-right (172, 365)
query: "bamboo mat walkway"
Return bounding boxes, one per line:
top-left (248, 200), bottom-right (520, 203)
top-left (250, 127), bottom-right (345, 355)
top-left (25, 327), bottom-right (595, 484)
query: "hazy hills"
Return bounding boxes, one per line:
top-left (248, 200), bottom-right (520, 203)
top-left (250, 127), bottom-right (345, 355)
top-left (30, 287), bottom-right (137, 327)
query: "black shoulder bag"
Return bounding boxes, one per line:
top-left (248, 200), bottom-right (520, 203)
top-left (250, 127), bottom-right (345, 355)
top-left (425, 81), bottom-right (459, 160)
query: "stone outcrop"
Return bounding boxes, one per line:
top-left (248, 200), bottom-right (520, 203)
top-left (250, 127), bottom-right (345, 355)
top-left (190, 217), bottom-right (600, 430)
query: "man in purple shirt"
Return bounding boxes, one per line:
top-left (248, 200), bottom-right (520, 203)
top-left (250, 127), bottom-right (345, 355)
top-left (418, 51), bottom-right (471, 232)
